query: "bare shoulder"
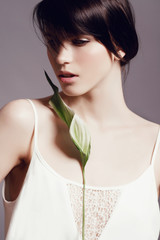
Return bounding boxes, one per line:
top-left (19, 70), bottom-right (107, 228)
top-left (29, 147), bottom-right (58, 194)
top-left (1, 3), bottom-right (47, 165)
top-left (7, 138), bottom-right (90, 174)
top-left (0, 99), bottom-right (38, 143)
top-left (130, 112), bottom-right (160, 146)
top-left (0, 99), bottom-right (34, 124)
top-left (30, 96), bottom-right (60, 128)
top-left (0, 98), bottom-right (36, 149)
top-left (131, 112), bottom-right (160, 190)
top-left (0, 97), bottom-right (54, 142)
top-left (0, 99), bottom-right (38, 181)
top-left (128, 110), bottom-right (159, 130)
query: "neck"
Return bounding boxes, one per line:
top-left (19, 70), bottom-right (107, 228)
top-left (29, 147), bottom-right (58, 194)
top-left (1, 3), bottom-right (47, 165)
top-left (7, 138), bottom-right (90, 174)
top-left (61, 62), bottom-right (132, 129)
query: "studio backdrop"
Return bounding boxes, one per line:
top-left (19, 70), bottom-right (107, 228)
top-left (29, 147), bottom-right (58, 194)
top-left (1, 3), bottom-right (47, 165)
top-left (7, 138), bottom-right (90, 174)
top-left (0, 0), bottom-right (160, 239)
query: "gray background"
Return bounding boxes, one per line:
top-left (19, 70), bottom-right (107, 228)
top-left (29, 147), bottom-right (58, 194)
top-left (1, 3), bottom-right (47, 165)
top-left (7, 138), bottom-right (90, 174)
top-left (0, 0), bottom-right (160, 239)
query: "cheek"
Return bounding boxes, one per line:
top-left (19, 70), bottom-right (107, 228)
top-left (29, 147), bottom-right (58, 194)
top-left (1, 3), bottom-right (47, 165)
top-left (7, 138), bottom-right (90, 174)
top-left (76, 45), bottom-right (113, 75)
top-left (76, 45), bottom-right (112, 66)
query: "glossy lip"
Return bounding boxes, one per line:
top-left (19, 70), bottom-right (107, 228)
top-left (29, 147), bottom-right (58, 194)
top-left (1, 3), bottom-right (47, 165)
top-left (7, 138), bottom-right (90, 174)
top-left (58, 71), bottom-right (79, 84)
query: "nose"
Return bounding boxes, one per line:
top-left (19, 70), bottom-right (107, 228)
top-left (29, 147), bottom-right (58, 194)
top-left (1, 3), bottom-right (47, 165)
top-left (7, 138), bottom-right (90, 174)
top-left (56, 42), bottom-right (73, 65)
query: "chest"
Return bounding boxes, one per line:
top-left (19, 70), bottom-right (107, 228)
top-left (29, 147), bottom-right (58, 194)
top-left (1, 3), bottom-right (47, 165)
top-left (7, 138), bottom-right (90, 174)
top-left (38, 124), bottom-right (155, 187)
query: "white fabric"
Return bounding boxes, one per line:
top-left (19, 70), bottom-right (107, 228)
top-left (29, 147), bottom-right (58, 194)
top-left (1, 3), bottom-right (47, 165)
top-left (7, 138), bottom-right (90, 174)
top-left (3, 99), bottom-right (160, 240)
top-left (67, 184), bottom-right (121, 239)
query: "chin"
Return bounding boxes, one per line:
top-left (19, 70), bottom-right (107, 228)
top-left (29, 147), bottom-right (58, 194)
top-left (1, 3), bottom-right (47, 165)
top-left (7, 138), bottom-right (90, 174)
top-left (61, 86), bottom-right (88, 98)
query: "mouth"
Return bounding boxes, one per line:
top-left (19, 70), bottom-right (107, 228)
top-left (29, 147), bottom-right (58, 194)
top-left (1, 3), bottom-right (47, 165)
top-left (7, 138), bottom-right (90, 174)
top-left (58, 71), bottom-right (78, 77)
top-left (58, 71), bottom-right (79, 83)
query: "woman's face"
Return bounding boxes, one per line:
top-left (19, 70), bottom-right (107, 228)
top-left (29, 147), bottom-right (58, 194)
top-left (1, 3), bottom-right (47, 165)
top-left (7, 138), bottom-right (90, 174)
top-left (47, 35), bottom-right (116, 96)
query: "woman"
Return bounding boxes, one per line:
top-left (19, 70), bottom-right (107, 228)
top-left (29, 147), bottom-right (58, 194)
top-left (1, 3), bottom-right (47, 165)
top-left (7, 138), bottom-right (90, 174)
top-left (0, 0), bottom-right (160, 239)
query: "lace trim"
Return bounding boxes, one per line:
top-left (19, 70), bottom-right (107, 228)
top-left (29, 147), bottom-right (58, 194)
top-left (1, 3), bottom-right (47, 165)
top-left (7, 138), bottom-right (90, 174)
top-left (67, 183), bottom-right (121, 240)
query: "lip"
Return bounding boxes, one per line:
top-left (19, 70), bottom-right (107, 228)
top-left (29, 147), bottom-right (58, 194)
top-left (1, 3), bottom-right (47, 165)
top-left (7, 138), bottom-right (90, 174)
top-left (58, 71), bottom-right (79, 83)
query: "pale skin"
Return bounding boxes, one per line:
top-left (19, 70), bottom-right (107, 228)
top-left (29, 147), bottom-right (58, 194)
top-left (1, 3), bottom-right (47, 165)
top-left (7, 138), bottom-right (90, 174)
top-left (0, 35), bottom-right (160, 203)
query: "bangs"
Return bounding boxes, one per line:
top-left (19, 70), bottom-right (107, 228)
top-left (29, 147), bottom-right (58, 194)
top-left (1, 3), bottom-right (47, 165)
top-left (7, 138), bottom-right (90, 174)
top-left (33, 0), bottom-right (139, 66)
top-left (33, 0), bottom-right (110, 51)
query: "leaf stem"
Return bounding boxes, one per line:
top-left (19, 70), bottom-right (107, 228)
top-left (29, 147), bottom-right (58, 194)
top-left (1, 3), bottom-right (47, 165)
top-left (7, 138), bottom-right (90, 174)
top-left (82, 167), bottom-right (85, 240)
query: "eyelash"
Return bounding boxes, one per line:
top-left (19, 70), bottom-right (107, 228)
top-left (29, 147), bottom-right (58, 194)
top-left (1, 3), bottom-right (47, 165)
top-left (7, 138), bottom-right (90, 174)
top-left (71, 39), bottom-right (90, 46)
top-left (46, 38), bottom-right (90, 51)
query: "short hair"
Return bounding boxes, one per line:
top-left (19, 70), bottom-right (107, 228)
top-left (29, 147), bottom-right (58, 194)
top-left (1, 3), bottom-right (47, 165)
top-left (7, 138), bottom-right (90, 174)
top-left (33, 0), bottom-right (139, 67)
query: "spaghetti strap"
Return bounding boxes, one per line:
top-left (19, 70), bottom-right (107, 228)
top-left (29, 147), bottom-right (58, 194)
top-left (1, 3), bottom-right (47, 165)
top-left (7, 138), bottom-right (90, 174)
top-left (150, 124), bottom-right (160, 166)
top-left (26, 99), bottom-right (38, 148)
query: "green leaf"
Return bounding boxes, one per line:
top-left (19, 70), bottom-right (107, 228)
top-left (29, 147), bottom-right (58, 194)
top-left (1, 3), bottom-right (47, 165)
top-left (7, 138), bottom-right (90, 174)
top-left (45, 70), bottom-right (74, 127)
top-left (44, 70), bottom-right (91, 168)
top-left (44, 70), bottom-right (59, 94)
top-left (49, 95), bottom-right (74, 127)
top-left (69, 114), bottom-right (91, 168)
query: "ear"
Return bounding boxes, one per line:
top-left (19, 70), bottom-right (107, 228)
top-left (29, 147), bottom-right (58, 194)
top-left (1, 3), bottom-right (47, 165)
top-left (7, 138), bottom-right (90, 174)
top-left (113, 50), bottom-right (125, 61)
top-left (112, 50), bottom-right (126, 61)
top-left (118, 50), bottom-right (125, 58)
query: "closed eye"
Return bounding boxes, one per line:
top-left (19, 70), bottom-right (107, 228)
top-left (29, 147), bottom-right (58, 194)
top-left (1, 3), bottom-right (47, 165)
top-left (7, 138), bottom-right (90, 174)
top-left (72, 39), bottom-right (90, 46)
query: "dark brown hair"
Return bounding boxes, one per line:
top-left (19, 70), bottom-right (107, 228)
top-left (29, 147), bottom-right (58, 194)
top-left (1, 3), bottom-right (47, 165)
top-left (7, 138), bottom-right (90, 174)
top-left (33, 0), bottom-right (139, 67)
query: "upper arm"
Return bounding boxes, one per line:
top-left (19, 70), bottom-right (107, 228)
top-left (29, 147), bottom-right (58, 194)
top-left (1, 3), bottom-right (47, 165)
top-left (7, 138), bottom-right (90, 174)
top-left (0, 99), bottom-right (34, 183)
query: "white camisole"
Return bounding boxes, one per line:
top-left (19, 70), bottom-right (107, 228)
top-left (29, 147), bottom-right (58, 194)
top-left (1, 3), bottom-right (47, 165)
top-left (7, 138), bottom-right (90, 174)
top-left (2, 99), bottom-right (160, 240)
